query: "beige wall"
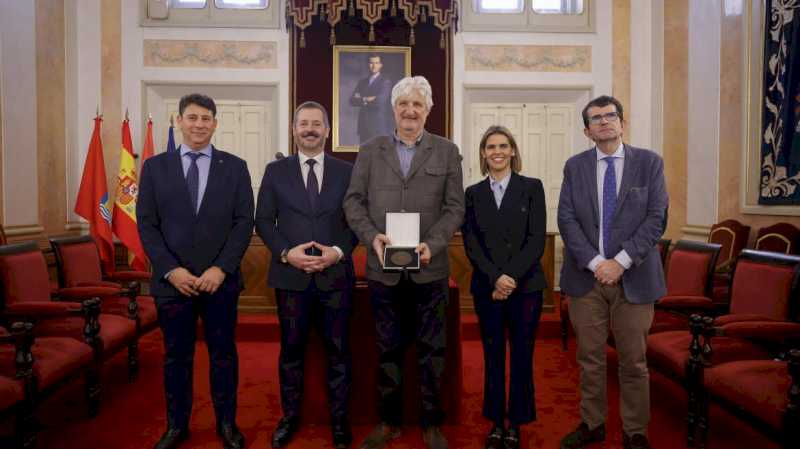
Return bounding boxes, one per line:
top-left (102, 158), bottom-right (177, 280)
top-left (662, 0), bottom-right (688, 240)
top-left (4, 0), bottom-right (800, 246)
top-left (36, 0), bottom-right (68, 237)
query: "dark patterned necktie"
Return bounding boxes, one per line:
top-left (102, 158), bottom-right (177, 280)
top-left (306, 159), bottom-right (319, 210)
top-left (602, 157), bottom-right (617, 257)
top-left (186, 152), bottom-right (202, 213)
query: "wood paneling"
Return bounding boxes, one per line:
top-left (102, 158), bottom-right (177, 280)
top-left (240, 233), bottom-right (556, 314)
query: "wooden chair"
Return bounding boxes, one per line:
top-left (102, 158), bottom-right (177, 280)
top-left (698, 349), bottom-right (800, 449)
top-left (647, 250), bottom-right (800, 447)
top-left (755, 222), bottom-right (800, 255)
top-left (49, 235), bottom-right (157, 336)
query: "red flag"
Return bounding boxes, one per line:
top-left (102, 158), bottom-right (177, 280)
top-left (141, 117), bottom-right (155, 168)
top-left (112, 119), bottom-right (148, 271)
top-left (74, 116), bottom-right (115, 273)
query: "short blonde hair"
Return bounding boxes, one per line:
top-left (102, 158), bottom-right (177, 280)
top-left (391, 76), bottom-right (434, 110)
top-left (479, 125), bottom-right (522, 176)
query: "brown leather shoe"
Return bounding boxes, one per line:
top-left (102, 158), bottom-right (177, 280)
top-left (359, 422), bottom-right (401, 449)
top-left (559, 422), bottom-right (606, 449)
top-left (623, 433), bottom-right (651, 449)
top-left (422, 426), bottom-right (449, 449)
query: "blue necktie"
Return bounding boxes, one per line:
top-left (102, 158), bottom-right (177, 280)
top-left (186, 152), bottom-right (202, 213)
top-left (306, 159), bottom-right (319, 210)
top-left (602, 157), bottom-right (617, 258)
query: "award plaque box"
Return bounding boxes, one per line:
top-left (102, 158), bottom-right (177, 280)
top-left (383, 212), bottom-right (420, 271)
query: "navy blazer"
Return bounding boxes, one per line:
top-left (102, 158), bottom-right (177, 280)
top-left (557, 144), bottom-right (668, 303)
top-left (137, 146), bottom-right (255, 297)
top-left (462, 173), bottom-right (547, 296)
top-left (255, 154), bottom-right (357, 292)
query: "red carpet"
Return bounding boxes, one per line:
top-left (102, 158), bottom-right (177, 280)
top-left (27, 312), bottom-right (777, 449)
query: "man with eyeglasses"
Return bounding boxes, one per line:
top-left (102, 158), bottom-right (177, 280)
top-left (557, 95), bottom-right (668, 449)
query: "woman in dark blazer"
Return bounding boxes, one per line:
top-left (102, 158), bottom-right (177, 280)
top-left (462, 125), bottom-right (547, 449)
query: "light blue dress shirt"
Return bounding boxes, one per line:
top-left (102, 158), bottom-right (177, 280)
top-left (488, 173), bottom-right (511, 209)
top-left (588, 144), bottom-right (633, 272)
top-left (393, 131), bottom-right (423, 177)
top-left (180, 144), bottom-right (212, 213)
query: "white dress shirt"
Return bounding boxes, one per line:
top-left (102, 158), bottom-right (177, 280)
top-left (296, 150), bottom-right (343, 261)
top-left (587, 143), bottom-right (633, 272)
top-left (298, 151), bottom-right (324, 193)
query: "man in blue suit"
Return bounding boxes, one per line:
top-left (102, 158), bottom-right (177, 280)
top-left (256, 101), bottom-right (357, 449)
top-left (138, 93), bottom-right (254, 449)
top-left (557, 96), bottom-right (668, 449)
top-left (349, 55), bottom-right (394, 145)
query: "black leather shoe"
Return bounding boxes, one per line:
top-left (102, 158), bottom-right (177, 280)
top-left (271, 416), bottom-right (300, 448)
top-left (559, 422), bottom-right (606, 449)
top-left (503, 427), bottom-right (520, 449)
top-left (217, 423), bottom-right (244, 449)
top-left (331, 418), bottom-right (353, 448)
top-left (622, 433), bottom-right (651, 449)
top-left (153, 427), bottom-right (189, 449)
top-left (484, 426), bottom-right (505, 449)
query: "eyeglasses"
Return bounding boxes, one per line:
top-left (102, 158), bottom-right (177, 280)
top-left (588, 111), bottom-right (620, 125)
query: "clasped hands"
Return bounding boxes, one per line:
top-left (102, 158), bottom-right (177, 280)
top-left (595, 259), bottom-right (624, 285)
top-left (286, 241), bottom-right (340, 273)
top-left (168, 266), bottom-right (226, 297)
top-left (372, 234), bottom-right (431, 267)
top-left (492, 274), bottom-right (516, 301)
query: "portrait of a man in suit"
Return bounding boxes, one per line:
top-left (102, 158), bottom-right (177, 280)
top-left (137, 93), bottom-right (254, 449)
top-left (333, 46), bottom-right (410, 151)
top-left (349, 55), bottom-right (394, 144)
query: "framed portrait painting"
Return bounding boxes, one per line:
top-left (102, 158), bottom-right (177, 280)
top-left (332, 45), bottom-right (411, 152)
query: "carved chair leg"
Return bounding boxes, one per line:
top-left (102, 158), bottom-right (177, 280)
top-left (85, 367), bottom-right (102, 418)
top-left (16, 396), bottom-right (37, 449)
top-left (785, 350), bottom-right (800, 449)
top-left (686, 314), bottom-right (704, 447)
top-left (128, 340), bottom-right (139, 382)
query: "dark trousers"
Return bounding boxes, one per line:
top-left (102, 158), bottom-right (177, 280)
top-left (474, 289), bottom-right (543, 426)
top-left (156, 286), bottom-right (239, 430)
top-left (368, 277), bottom-right (449, 428)
top-left (275, 283), bottom-right (352, 421)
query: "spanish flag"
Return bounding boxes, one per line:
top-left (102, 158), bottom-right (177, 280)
top-left (75, 115), bottom-right (115, 274)
top-left (112, 118), bottom-right (148, 271)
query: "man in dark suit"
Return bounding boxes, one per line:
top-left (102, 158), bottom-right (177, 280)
top-left (344, 76), bottom-right (465, 449)
top-left (349, 55), bottom-right (394, 144)
top-left (557, 95), bottom-right (668, 449)
top-left (138, 93), bottom-right (254, 449)
top-left (256, 101), bottom-right (357, 449)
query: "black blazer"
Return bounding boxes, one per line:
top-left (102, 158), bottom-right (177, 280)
top-left (255, 154), bottom-right (357, 292)
top-left (137, 146), bottom-right (255, 297)
top-left (462, 172), bottom-right (547, 296)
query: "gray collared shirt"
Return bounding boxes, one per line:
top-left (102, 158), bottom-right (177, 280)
top-left (179, 144), bottom-right (212, 213)
top-left (393, 131), bottom-right (424, 177)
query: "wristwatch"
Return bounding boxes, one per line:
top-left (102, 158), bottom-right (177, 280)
top-left (280, 249), bottom-right (288, 264)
